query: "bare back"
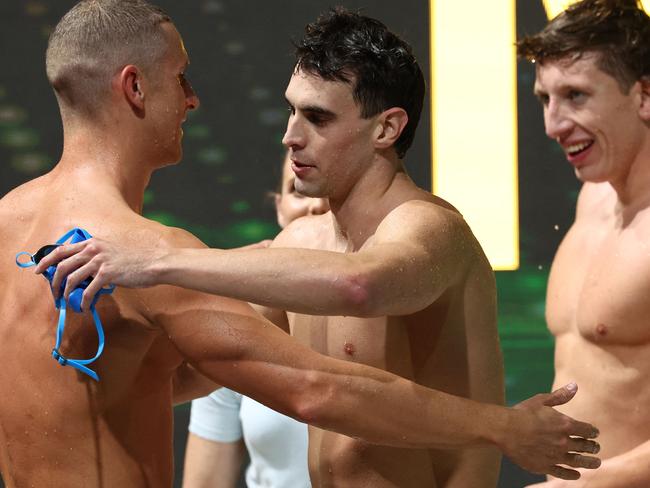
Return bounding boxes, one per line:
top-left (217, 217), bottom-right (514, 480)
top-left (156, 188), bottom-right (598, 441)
top-left (547, 182), bottom-right (650, 459)
top-left (0, 170), bottom-right (188, 487)
top-left (274, 183), bottom-right (504, 487)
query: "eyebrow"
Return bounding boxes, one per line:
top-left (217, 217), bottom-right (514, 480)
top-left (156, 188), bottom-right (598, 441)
top-left (285, 97), bottom-right (336, 118)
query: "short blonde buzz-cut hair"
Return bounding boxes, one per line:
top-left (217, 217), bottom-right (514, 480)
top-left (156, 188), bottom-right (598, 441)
top-left (46, 0), bottom-right (171, 117)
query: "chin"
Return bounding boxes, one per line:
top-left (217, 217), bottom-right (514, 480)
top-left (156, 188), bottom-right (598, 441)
top-left (295, 183), bottom-right (325, 199)
top-left (574, 167), bottom-right (610, 184)
top-left (158, 149), bottom-right (183, 168)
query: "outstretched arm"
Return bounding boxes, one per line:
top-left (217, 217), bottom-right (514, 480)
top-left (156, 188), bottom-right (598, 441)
top-left (143, 275), bottom-right (600, 479)
top-left (37, 201), bottom-right (472, 316)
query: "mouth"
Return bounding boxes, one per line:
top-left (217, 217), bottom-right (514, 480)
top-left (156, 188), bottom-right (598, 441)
top-left (564, 140), bottom-right (593, 157)
top-left (291, 158), bottom-right (316, 177)
top-left (563, 140), bottom-right (594, 165)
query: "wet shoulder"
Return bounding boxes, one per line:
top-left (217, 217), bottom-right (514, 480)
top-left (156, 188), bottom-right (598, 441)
top-left (90, 213), bottom-right (209, 251)
top-left (0, 177), bottom-right (47, 223)
top-left (377, 198), bottom-right (471, 242)
top-left (0, 177), bottom-right (51, 251)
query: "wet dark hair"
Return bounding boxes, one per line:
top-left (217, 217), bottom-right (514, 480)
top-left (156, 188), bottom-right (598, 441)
top-left (517, 0), bottom-right (650, 92)
top-left (294, 6), bottom-right (425, 159)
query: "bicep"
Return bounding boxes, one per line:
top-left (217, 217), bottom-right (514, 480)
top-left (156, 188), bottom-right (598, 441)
top-left (357, 209), bottom-right (470, 315)
top-left (142, 285), bottom-right (321, 417)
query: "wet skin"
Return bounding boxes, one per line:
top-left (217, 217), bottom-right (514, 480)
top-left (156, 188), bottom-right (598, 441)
top-left (535, 53), bottom-right (650, 486)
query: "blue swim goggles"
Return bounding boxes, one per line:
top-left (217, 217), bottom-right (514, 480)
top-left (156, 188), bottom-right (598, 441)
top-left (15, 228), bottom-right (115, 381)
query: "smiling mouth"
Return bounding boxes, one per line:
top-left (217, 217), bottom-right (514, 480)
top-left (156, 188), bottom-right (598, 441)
top-left (565, 140), bottom-right (594, 157)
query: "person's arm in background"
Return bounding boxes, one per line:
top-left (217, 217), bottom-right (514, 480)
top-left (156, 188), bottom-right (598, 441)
top-left (183, 435), bottom-right (245, 488)
top-left (182, 389), bottom-right (247, 488)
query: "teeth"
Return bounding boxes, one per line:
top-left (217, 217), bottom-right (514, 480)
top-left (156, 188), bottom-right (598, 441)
top-left (566, 141), bottom-right (592, 154)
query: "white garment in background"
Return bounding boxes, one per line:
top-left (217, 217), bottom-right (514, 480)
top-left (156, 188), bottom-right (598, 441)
top-left (189, 388), bottom-right (310, 488)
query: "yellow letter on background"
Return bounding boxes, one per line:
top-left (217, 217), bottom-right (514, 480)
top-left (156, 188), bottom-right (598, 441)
top-left (543, 0), bottom-right (649, 18)
top-left (430, 0), bottom-right (519, 270)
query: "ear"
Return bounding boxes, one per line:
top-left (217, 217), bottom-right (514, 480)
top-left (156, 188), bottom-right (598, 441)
top-left (639, 76), bottom-right (650, 122)
top-left (373, 107), bottom-right (409, 153)
top-left (119, 65), bottom-right (146, 112)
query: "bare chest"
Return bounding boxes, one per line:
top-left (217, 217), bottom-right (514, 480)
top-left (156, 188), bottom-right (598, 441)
top-left (547, 223), bottom-right (650, 345)
top-left (288, 309), bottom-right (444, 381)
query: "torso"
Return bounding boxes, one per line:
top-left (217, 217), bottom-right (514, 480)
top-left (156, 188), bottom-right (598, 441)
top-left (279, 184), bottom-right (503, 487)
top-left (0, 172), bottom-right (185, 487)
top-left (547, 182), bottom-right (650, 458)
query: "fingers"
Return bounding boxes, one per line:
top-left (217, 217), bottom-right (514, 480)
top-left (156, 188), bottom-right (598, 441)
top-left (33, 241), bottom-right (88, 274)
top-left (51, 250), bottom-right (96, 299)
top-left (548, 465), bottom-right (580, 480)
top-left (568, 436), bottom-right (600, 455)
top-left (515, 382), bottom-right (577, 410)
top-left (567, 418), bottom-right (599, 440)
top-left (543, 382), bottom-right (578, 407)
top-left (562, 452), bottom-right (601, 470)
top-left (62, 261), bottom-right (102, 310)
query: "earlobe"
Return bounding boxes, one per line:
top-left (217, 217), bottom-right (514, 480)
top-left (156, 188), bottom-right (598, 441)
top-left (374, 108), bottom-right (409, 151)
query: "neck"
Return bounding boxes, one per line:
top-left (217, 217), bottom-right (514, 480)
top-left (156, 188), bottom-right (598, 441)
top-left (329, 154), bottom-right (408, 249)
top-left (611, 137), bottom-right (650, 217)
top-left (55, 123), bottom-right (154, 214)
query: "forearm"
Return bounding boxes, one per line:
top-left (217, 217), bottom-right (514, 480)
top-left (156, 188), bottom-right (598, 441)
top-left (215, 349), bottom-right (508, 450)
top-left (154, 247), bottom-right (370, 316)
top-left (166, 301), bottom-right (507, 450)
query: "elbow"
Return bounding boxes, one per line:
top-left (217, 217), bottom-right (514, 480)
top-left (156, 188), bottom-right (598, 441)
top-left (333, 268), bottom-right (379, 317)
top-left (289, 370), bottom-right (339, 426)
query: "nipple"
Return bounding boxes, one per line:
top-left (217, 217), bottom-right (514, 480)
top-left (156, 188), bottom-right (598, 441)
top-left (343, 342), bottom-right (356, 356)
top-left (596, 323), bottom-right (608, 336)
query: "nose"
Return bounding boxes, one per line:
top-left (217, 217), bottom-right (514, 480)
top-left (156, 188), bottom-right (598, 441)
top-left (544, 99), bottom-right (572, 141)
top-left (308, 198), bottom-right (329, 216)
top-left (184, 81), bottom-right (200, 111)
top-left (282, 114), bottom-right (304, 150)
